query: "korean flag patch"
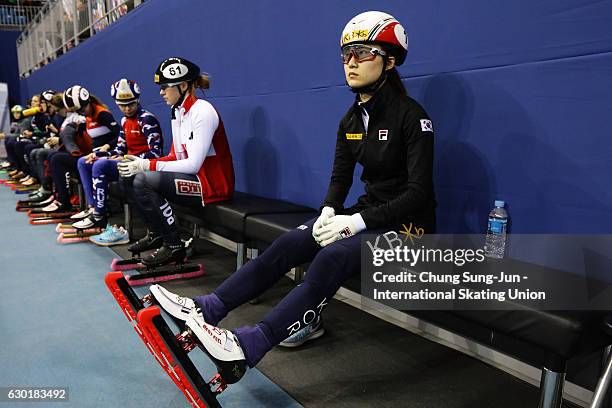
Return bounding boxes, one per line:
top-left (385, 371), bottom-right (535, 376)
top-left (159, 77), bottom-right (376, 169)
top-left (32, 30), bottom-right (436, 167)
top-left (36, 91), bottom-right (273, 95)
top-left (420, 119), bottom-right (433, 132)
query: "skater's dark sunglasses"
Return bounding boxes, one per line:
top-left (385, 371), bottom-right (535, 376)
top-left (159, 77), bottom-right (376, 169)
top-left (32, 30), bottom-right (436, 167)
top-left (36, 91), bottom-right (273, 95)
top-left (341, 44), bottom-right (386, 64)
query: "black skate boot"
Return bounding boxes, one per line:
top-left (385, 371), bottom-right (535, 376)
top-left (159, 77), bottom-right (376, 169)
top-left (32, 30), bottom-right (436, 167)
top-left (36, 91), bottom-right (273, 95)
top-left (142, 243), bottom-right (186, 268)
top-left (128, 231), bottom-right (163, 255)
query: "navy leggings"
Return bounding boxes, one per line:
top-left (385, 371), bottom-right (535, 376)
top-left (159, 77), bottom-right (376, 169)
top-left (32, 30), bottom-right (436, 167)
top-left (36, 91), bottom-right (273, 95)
top-left (77, 157), bottom-right (119, 215)
top-left (195, 218), bottom-right (392, 366)
top-left (49, 151), bottom-right (79, 205)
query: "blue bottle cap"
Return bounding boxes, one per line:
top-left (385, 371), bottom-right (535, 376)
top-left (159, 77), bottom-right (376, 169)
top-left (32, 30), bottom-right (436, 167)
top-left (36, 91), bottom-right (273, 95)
top-left (494, 200), bottom-right (505, 207)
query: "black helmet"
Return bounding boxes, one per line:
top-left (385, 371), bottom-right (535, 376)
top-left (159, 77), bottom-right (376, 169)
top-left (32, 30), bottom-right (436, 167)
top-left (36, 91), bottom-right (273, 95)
top-left (154, 57), bottom-right (200, 86)
top-left (40, 89), bottom-right (57, 103)
top-left (63, 85), bottom-right (90, 111)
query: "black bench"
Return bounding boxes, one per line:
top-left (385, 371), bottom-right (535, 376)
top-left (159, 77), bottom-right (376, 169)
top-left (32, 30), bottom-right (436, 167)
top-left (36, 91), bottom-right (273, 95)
top-left (239, 214), bottom-right (612, 408)
top-left (171, 192), bottom-right (315, 269)
top-left (108, 185), bottom-right (316, 268)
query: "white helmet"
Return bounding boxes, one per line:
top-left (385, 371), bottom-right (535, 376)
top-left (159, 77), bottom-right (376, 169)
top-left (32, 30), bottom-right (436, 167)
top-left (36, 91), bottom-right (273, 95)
top-left (63, 85), bottom-right (90, 111)
top-left (111, 79), bottom-right (141, 105)
top-left (341, 11), bottom-right (408, 65)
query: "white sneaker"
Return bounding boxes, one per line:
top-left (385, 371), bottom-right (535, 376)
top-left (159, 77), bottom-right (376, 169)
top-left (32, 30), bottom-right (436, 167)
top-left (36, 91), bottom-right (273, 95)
top-left (186, 314), bottom-right (246, 362)
top-left (70, 207), bottom-right (94, 220)
top-left (42, 200), bottom-right (60, 212)
top-left (150, 284), bottom-right (199, 322)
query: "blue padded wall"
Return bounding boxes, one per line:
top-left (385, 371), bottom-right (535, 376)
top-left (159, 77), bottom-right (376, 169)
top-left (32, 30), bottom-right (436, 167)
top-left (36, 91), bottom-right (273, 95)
top-left (0, 30), bottom-right (21, 105)
top-left (19, 0), bottom-right (612, 235)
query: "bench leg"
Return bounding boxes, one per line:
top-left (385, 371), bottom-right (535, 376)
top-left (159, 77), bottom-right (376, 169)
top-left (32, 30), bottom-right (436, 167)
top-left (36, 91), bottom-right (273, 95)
top-left (123, 203), bottom-right (132, 239)
top-left (192, 223), bottom-right (200, 239)
top-left (77, 183), bottom-right (85, 210)
top-left (248, 249), bottom-right (260, 304)
top-left (538, 367), bottom-right (565, 408)
top-left (236, 243), bottom-right (246, 271)
top-left (294, 265), bottom-right (305, 284)
top-left (590, 346), bottom-right (612, 408)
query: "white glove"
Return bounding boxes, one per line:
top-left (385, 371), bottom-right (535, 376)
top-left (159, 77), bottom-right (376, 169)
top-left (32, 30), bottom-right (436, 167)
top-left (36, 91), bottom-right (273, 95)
top-left (312, 206), bottom-right (335, 239)
top-left (314, 214), bottom-right (366, 247)
top-left (117, 155), bottom-right (150, 177)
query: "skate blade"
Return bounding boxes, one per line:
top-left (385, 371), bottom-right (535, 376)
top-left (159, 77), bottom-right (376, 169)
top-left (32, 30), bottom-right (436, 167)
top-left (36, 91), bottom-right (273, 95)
top-left (57, 233), bottom-right (92, 244)
top-left (28, 211), bottom-right (76, 219)
top-left (15, 189), bottom-right (37, 194)
top-left (137, 306), bottom-right (221, 408)
top-left (126, 264), bottom-right (205, 287)
top-left (29, 217), bottom-right (73, 225)
top-left (13, 184), bottom-right (39, 190)
top-left (111, 258), bottom-right (145, 271)
top-left (60, 229), bottom-right (102, 238)
top-left (17, 201), bottom-right (49, 210)
top-left (55, 223), bottom-right (71, 233)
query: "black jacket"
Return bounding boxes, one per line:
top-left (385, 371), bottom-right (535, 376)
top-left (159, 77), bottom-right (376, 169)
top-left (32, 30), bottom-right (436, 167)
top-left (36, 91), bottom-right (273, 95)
top-left (322, 81), bottom-right (437, 232)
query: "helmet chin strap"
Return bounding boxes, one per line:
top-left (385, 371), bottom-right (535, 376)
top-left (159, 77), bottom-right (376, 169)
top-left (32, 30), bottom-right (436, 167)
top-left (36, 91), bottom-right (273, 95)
top-left (171, 84), bottom-right (188, 119)
top-left (348, 56), bottom-right (389, 95)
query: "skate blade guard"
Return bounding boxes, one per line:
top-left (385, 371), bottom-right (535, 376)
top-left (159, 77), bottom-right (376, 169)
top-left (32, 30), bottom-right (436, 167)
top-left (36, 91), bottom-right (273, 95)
top-left (138, 306), bottom-right (223, 408)
top-left (105, 272), bottom-right (222, 407)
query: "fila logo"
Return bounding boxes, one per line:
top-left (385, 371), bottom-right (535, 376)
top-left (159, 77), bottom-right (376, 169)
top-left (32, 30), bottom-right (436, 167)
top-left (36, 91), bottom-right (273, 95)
top-left (420, 119), bottom-right (433, 132)
top-left (379, 129), bottom-right (388, 141)
top-left (175, 179), bottom-right (202, 196)
top-left (339, 227), bottom-right (352, 238)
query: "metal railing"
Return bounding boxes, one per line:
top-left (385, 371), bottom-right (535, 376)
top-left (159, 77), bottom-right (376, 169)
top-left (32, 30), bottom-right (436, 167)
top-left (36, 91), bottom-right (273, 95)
top-left (0, 5), bottom-right (42, 30)
top-left (16, 0), bottom-right (143, 77)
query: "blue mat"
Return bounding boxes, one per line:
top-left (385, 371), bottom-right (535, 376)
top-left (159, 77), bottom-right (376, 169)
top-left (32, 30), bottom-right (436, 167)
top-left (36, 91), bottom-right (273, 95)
top-left (0, 184), bottom-right (301, 408)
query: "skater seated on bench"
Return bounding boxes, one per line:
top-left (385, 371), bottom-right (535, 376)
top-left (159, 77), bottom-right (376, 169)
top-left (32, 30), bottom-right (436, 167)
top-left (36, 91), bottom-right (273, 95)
top-left (148, 11), bottom-right (437, 380)
top-left (7, 93), bottom-right (46, 183)
top-left (117, 57), bottom-right (234, 267)
top-left (23, 93), bottom-right (79, 205)
top-left (72, 78), bottom-right (162, 246)
top-left (19, 90), bottom-right (62, 189)
top-left (41, 86), bottom-right (120, 215)
top-left (0, 104), bottom-right (30, 171)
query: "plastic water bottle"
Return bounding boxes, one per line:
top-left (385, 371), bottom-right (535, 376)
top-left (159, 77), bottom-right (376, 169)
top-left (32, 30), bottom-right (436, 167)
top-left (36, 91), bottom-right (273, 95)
top-left (484, 200), bottom-right (508, 259)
